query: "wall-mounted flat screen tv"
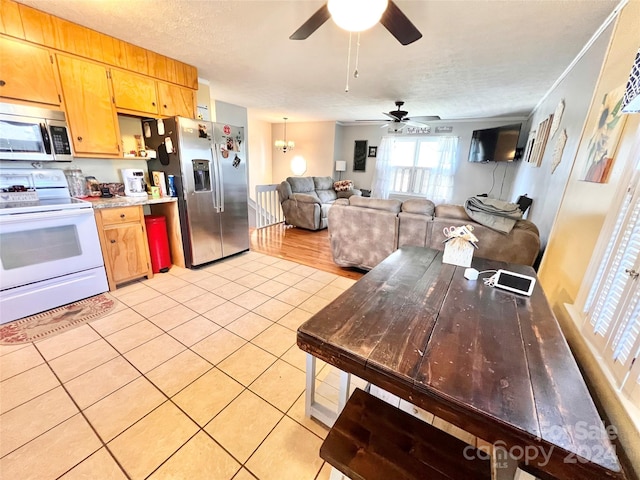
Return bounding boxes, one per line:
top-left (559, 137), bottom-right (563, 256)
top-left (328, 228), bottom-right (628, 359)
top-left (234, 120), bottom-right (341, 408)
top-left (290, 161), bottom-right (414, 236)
top-left (468, 123), bottom-right (522, 162)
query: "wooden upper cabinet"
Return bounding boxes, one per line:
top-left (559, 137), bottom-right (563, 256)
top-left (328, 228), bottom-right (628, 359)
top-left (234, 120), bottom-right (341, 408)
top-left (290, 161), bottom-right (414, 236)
top-left (0, 37), bottom-right (60, 106)
top-left (53, 16), bottom-right (92, 58)
top-left (0, 0), bottom-right (24, 38)
top-left (57, 54), bottom-right (120, 156)
top-left (158, 82), bottom-right (196, 118)
top-left (147, 51), bottom-right (168, 81)
top-left (125, 43), bottom-right (148, 76)
top-left (18, 3), bottom-right (56, 48)
top-left (101, 35), bottom-right (127, 69)
top-left (111, 68), bottom-right (159, 115)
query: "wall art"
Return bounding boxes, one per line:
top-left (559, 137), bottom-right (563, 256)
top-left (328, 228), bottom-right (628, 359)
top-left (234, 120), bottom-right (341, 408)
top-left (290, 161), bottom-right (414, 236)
top-left (354, 140), bottom-right (368, 171)
top-left (551, 129), bottom-right (568, 174)
top-left (368, 146), bottom-right (377, 157)
top-left (582, 85), bottom-right (627, 183)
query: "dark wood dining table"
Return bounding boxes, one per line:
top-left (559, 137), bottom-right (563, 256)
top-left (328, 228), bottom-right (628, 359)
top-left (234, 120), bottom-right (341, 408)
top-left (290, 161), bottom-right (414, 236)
top-left (297, 246), bottom-right (625, 480)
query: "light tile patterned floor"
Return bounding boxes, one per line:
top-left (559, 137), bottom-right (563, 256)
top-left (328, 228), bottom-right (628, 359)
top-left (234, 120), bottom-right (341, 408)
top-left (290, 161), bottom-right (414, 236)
top-left (0, 251), bottom-right (355, 480)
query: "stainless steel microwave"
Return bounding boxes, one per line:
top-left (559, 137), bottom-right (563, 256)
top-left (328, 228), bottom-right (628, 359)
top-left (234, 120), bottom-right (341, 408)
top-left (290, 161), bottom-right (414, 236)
top-left (0, 103), bottom-right (73, 161)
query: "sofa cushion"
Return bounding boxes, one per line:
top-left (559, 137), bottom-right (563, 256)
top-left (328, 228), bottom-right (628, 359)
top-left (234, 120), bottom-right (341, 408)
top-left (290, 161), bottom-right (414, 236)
top-left (435, 204), bottom-right (471, 221)
top-left (288, 176), bottom-right (315, 193)
top-left (349, 196), bottom-right (401, 213)
top-left (313, 176), bottom-right (334, 190)
top-left (317, 189), bottom-right (337, 204)
top-left (402, 199), bottom-right (435, 216)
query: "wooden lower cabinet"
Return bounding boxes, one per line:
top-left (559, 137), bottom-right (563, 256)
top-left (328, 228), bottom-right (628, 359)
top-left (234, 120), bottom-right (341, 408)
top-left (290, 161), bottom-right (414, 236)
top-left (94, 205), bottom-right (153, 291)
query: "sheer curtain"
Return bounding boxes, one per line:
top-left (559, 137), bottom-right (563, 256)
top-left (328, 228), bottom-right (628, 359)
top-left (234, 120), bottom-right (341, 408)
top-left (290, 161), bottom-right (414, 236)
top-left (371, 136), bottom-right (394, 198)
top-left (371, 135), bottom-right (459, 203)
top-left (427, 136), bottom-right (459, 204)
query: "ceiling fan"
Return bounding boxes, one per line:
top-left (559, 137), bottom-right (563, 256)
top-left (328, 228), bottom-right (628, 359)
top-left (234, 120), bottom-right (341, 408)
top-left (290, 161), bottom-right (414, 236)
top-left (357, 101), bottom-right (441, 130)
top-left (290, 0), bottom-right (422, 46)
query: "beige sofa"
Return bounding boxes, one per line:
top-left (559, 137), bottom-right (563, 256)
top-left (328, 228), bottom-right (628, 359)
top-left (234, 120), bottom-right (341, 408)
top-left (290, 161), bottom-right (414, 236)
top-left (276, 176), bottom-right (361, 230)
top-left (328, 196), bottom-right (540, 270)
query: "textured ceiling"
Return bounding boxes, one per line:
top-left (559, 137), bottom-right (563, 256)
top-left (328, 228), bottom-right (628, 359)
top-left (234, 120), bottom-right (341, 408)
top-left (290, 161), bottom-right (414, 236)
top-left (17, 0), bottom-right (621, 124)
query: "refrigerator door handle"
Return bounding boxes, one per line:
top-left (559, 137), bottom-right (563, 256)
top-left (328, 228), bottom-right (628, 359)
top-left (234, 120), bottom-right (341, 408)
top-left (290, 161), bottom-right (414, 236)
top-left (212, 145), bottom-right (224, 213)
top-left (218, 156), bottom-right (225, 213)
top-left (211, 146), bottom-right (222, 213)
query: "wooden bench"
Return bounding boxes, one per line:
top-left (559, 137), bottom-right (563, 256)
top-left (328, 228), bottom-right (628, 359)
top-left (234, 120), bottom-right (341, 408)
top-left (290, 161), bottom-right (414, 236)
top-left (320, 388), bottom-right (491, 480)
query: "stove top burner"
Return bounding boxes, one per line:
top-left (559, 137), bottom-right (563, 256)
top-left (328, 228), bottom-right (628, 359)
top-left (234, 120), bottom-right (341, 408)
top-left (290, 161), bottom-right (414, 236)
top-left (0, 168), bottom-right (92, 214)
top-left (0, 196), bottom-right (91, 213)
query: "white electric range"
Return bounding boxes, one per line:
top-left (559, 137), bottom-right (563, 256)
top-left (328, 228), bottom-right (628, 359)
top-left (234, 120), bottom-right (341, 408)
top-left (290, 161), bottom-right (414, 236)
top-left (0, 168), bottom-right (108, 324)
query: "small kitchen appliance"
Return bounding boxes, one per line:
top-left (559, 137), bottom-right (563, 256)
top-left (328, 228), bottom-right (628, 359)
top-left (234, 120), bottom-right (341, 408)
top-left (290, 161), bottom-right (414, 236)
top-left (0, 103), bottom-right (73, 162)
top-left (121, 168), bottom-right (147, 197)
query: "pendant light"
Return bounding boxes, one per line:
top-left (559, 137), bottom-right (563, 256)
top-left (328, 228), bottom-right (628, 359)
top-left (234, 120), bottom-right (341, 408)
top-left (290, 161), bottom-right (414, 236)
top-left (275, 117), bottom-right (295, 153)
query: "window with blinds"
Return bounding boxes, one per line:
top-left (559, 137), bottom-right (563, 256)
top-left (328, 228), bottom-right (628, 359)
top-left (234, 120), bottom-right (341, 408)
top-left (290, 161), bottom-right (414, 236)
top-left (583, 168), bottom-right (640, 392)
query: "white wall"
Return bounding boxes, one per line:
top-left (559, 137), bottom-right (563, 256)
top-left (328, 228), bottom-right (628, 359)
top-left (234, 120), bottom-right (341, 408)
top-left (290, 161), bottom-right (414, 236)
top-left (271, 121), bottom-right (336, 182)
top-left (247, 113), bottom-right (273, 201)
top-left (536, 2), bottom-right (640, 474)
top-left (336, 119), bottom-right (527, 204)
top-left (509, 21), bottom-right (614, 250)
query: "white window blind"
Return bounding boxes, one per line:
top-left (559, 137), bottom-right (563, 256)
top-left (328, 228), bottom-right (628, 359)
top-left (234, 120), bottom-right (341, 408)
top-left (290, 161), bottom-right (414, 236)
top-left (583, 168), bottom-right (640, 388)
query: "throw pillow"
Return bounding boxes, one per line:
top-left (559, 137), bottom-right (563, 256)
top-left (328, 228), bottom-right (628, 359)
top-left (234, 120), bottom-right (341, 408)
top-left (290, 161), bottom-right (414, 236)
top-left (334, 180), bottom-right (353, 192)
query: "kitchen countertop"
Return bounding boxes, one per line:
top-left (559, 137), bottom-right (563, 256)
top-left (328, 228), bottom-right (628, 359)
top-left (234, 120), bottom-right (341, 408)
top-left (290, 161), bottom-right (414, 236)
top-left (86, 195), bottom-right (177, 209)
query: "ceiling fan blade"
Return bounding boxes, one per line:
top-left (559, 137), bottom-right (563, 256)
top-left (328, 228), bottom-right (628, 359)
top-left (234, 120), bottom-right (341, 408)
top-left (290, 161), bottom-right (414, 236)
top-left (409, 115), bottom-right (441, 122)
top-left (380, 0), bottom-right (423, 46)
top-left (380, 122), bottom-right (391, 129)
top-left (404, 120), bottom-right (430, 128)
top-left (290, 3), bottom-right (331, 40)
top-left (382, 112), bottom-right (397, 120)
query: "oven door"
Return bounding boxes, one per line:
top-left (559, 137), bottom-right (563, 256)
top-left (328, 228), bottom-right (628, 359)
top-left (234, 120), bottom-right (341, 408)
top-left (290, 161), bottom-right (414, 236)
top-left (0, 208), bottom-right (104, 290)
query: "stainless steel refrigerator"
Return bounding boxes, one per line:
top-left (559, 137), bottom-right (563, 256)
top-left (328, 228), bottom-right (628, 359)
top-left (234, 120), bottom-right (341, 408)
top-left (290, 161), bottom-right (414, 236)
top-left (144, 117), bottom-right (249, 268)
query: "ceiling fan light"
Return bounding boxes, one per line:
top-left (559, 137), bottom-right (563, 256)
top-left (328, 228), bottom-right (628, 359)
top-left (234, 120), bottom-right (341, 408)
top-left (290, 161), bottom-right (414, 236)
top-left (328, 0), bottom-right (388, 32)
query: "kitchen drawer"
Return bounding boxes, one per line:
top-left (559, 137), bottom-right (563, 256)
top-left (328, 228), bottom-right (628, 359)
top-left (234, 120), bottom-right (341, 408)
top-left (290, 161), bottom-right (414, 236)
top-left (99, 206), bottom-right (142, 225)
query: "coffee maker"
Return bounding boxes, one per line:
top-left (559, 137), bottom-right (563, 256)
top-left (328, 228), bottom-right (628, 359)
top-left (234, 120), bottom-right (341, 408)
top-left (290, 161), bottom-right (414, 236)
top-left (121, 169), bottom-right (147, 197)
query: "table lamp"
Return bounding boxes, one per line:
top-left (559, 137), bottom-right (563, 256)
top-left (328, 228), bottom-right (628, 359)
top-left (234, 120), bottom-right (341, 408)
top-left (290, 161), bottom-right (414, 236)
top-left (335, 160), bottom-right (347, 180)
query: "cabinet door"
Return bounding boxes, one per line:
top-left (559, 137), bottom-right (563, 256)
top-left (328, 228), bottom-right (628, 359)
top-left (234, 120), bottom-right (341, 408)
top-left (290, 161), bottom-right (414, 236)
top-left (57, 54), bottom-right (120, 156)
top-left (103, 223), bottom-right (150, 284)
top-left (0, 0), bottom-right (25, 38)
top-left (0, 37), bottom-right (60, 106)
top-left (111, 68), bottom-right (158, 115)
top-left (158, 82), bottom-right (195, 118)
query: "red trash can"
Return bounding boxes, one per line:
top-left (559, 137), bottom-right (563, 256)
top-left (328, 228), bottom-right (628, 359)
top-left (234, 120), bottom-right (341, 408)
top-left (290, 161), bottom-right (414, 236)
top-left (144, 215), bottom-right (171, 273)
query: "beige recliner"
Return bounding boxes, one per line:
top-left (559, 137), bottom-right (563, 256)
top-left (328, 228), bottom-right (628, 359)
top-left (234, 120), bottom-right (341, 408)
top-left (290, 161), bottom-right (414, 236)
top-left (276, 176), bottom-right (361, 230)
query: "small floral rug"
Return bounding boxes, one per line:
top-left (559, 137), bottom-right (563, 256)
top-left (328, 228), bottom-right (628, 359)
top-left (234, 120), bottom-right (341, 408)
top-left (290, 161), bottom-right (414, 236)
top-left (0, 294), bottom-right (116, 345)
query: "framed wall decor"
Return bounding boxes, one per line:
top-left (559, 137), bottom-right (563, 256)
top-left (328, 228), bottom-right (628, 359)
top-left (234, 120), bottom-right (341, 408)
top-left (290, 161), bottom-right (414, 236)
top-left (523, 131), bottom-right (536, 164)
top-left (368, 146), bottom-right (377, 157)
top-left (354, 140), bottom-right (367, 171)
top-left (582, 85), bottom-right (627, 183)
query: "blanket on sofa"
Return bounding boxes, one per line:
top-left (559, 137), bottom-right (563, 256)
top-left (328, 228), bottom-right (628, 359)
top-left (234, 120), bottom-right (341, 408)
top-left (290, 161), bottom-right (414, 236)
top-left (464, 196), bottom-right (523, 234)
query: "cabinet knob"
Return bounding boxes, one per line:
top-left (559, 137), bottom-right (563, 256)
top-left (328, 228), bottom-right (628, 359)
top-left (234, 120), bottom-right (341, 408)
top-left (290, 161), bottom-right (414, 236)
top-left (77, 136), bottom-right (83, 142)
top-left (152, 102), bottom-right (156, 106)
top-left (120, 214), bottom-right (125, 218)
top-left (110, 239), bottom-right (116, 243)
top-left (0, 80), bottom-right (5, 87)
top-left (163, 104), bottom-right (168, 109)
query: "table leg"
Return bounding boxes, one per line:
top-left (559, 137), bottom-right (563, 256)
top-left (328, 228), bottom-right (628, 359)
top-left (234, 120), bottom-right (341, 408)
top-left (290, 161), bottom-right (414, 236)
top-left (329, 467), bottom-right (347, 480)
top-left (304, 353), bottom-right (353, 427)
top-left (305, 353), bottom-right (316, 419)
top-left (491, 444), bottom-right (519, 480)
top-left (338, 370), bottom-right (351, 412)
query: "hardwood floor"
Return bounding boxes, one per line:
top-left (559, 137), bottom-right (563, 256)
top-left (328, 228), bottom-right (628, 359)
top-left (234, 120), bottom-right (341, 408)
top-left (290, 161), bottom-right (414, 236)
top-left (250, 224), bottom-right (365, 280)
